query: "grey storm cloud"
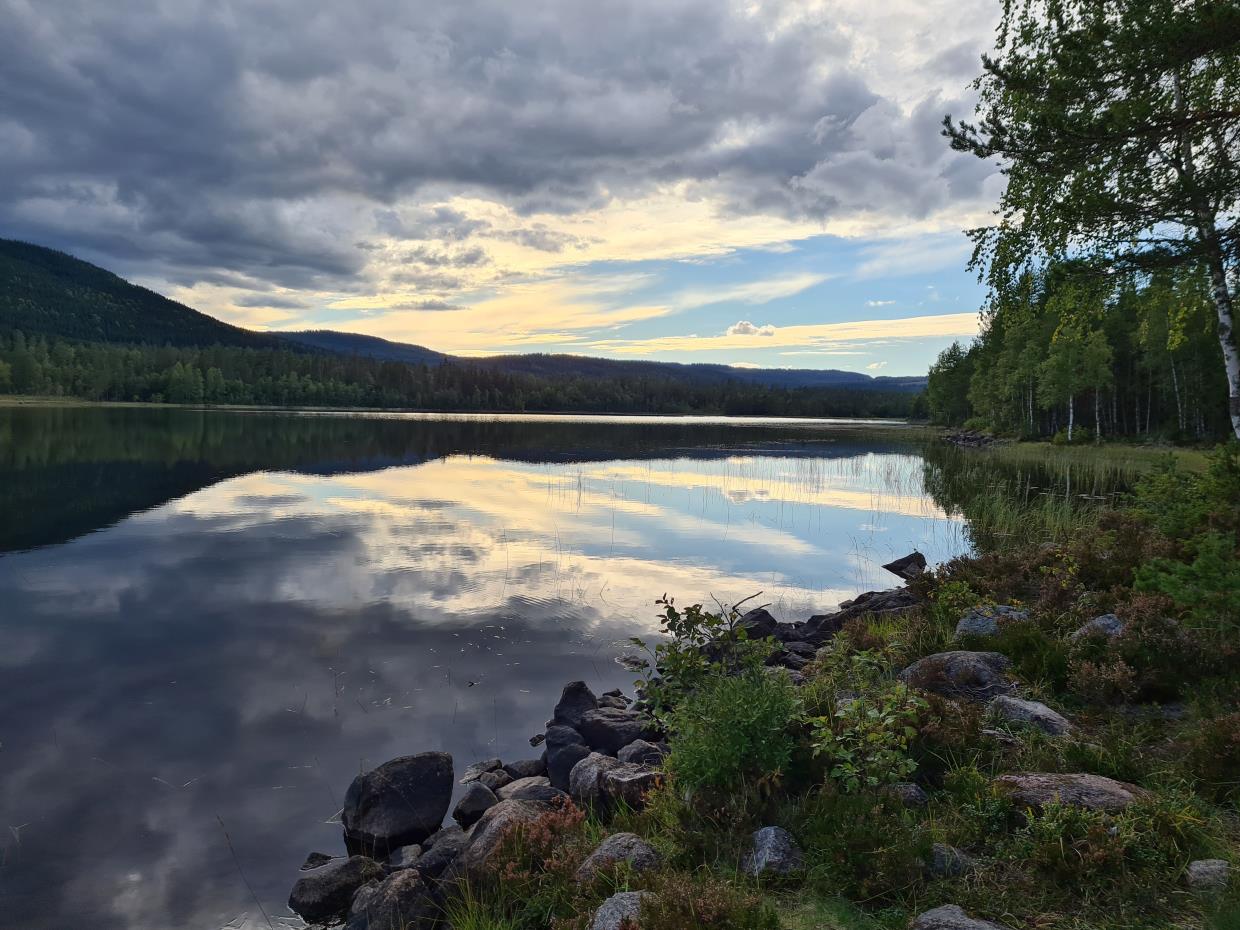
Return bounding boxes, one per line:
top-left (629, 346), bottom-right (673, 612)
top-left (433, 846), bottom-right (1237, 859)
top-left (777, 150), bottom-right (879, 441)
top-left (0, 0), bottom-right (993, 291)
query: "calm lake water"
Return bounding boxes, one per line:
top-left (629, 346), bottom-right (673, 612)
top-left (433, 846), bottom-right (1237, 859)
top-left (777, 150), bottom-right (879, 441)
top-left (0, 406), bottom-right (974, 929)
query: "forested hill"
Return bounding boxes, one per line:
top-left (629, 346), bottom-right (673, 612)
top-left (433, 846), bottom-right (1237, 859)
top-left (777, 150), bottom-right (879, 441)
top-left (0, 238), bottom-right (278, 349)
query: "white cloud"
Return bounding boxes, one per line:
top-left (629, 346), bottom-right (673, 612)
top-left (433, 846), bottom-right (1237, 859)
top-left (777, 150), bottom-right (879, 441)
top-left (726, 320), bottom-right (777, 337)
top-left (866, 299), bottom-right (895, 307)
top-left (866, 361), bottom-right (888, 370)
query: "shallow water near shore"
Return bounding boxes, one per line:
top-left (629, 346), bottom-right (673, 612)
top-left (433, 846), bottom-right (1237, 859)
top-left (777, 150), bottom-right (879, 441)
top-left (0, 406), bottom-right (1117, 929)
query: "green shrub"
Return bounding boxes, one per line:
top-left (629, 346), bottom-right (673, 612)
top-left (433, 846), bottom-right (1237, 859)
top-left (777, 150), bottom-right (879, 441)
top-left (810, 681), bottom-right (925, 792)
top-left (638, 871), bottom-right (780, 929)
top-left (664, 667), bottom-right (799, 793)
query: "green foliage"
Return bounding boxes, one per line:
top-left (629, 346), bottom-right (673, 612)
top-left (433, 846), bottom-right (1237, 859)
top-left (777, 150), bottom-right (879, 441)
top-left (810, 680), bottom-right (925, 792)
top-left (664, 668), bottom-right (799, 793)
top-left (1136, 532), bottom-right (1240, 633)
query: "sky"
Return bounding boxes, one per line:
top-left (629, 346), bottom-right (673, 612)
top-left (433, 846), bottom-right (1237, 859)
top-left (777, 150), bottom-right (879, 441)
top-left (0, 0), bottom-right (1005, 376)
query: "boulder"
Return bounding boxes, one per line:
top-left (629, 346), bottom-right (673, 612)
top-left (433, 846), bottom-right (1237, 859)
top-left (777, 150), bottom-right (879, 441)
top-left (617, 739), bottom-right (668, 766)
top-left (288, 855), bottom-right (385, 922)
top-left (996, 773), bottom-right (1149, 812)
top-left (507, 783), bottom-right (570, 804)
top-left (346, 868), bottom-right (438, 930)
top-left (452, 782), bottom-right (498, 829)
top-left (882, 551), bottom-right (927, 581)
top-left (1071, 613), bottom-right (1125, 641)
top-left (782, 641), bottom-right (818, 658)
top-left (497, 776), bottom-right (551, 800)
top-left (408, 828), bottom-right (468, 881)
top-left (929, 843), bottom-right (976, 878)
top-left (552, 681), bottom-right (599, 729)
top-left (742, 826), bottom-right (804, 878)
top-left (898, 651), bottom-right (1014, 702)
top-left (738, 606), bottom-right (779, 639)
top-left (503, 758), bottom-right (546, 779)
top-left (797, 613), bottom-right (845, 644)
top-left (422, 824), bottom-right (463, 849)
top-left (911, 905), bottom-right (1011, 930)
top-left (1185, 858), bottom-right (1230, 891)
top-left (575, 832), bottom-right (660, 882)
top-left (577, 706), bottom-right (660, 755)
top-left (886, 782), bottom-right (929, 808)
top-left (459, 758), bottom-right (502, 785)
top-left (569, 752), bottom-right (621, 808)
top-left (385, 844), bottom-right (423, 873)
top-left (601, 762), bottom-right (662, 811)
top-left (343, 753), bottom-right (454, 856)
top-left (477, 769), bottom-right (513, 793)
top-left (987, 695), bottom-right (1072, 736)
top-left (837, 587), bottom-right (919, 619)
top-left (459, 798), bottom-right (557, 877)
top-left (300, 851), bottom-right (335, 870)
top-left (590, 891), bottom-right (652, 930)
top-left (598, 693), bottom-right (630, 710)
top-left (545, 725), bottom-right (591, 790)
top-left (956, 605), bottom-right (1028, 639)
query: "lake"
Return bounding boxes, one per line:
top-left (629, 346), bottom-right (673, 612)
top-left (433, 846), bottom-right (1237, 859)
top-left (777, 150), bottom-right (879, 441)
top-left (0, 406), bottom-right (980, 929)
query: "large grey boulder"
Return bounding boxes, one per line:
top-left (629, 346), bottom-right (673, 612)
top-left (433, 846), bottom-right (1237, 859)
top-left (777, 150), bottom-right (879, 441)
top-left (545, 725), bottom-right (591, 790)
top-left (590, 891), bottom-right (652, 930)
top-left (408, 827), bottom-right (468, 881)
top-left (1071, 613), bottom-right (1125, 641)
top-left (288, 855), bottom-right (385, 922)
top-left (955, 605), bottom-right (1028, 639)
top-left (570, 752), bottom-right (661, 811)
top-left (458, 798), bottom-right (556, 877)
top-left (911, 905), bottom-right (1011, 930)
top-left (503, 758), bottom-right (546, 779)
top-left (477, 769), bottom-right (513, 793)
top-left (551, 681), bottom-right (599, 729)
top-left (742, 826), bottom-right (804, 878)
top-left (577, 706), bottom-right (660, 755)
top-left (898, 651), bottom-right (1014, 701)
top-left (617, 739), bottom-right (668, 766)
top-left (452, 781), bottom-right (498, 829)
top-left (346, 868), bottom-right (438, 930)
top-left (987, 695), bottom-right (1072, 736)
top-left (497, 776), bottom-right (551, 800)
top-left (569, 752), bottom-right (621, 808)
top-left (1186, 858), bottom-right (1230, 891)
top-left (507, 783), bottom-right (570, 804)
top-left (996, 772), bottom-right (1149, 812)
top-left (343, 752), bottom-right (454, 856)
top-left (575, 832), bottom-right (660, 881)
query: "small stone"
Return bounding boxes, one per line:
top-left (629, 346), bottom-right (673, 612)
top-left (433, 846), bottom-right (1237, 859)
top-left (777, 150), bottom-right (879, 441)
top-left (288, 855), bottom-right (385, 923)
top-left (459, 758), bottom-right (502, 785)
top-left (742, 826), bottom-right (804, 878)
top-left (346, 868), bottom-right (438, 930)
top-left (911, 904), bottom-right (1011, 930)
top-left (929, 843), bottom-right (976, 877)
top-left (503, 758), bottom-right (546, 779)
top-left (477, 769), bottom-right (513, 793)
top-left (887, 782), bottom-right (929, 807)
top-left (1071, 613), bottom-right (1125, 641)
top-left (617, 739), bottom-right (668, 766)
top-left (955, 605), bottom-right (1028, 639)
top-left (987, 695), bottom-right (1072, 736)
top-left (552, 681), bottom-right (599, 729)
top-left (452, 781), bottom-right (498, 828)
top-left (575, 832), bottom-right (660, 881)
top-left (300, 851), bottom-right (335, 870)
top-left (981, 728), bottom-right (1022, 749)
top-left (590, 891), bottom-right (652, 930)
top-left (497, 776), bottom-right (551, 800)
top-left (1186, 858), bottom-right (1230, 891)
top-left (529, 732), bottom-right (546, 747)
top-left (782, 641), bottom-right (818, 658)
top-left (996, 772), bottom-right (1149, 812)
top-left (882, 551), bottom-right (927, 581)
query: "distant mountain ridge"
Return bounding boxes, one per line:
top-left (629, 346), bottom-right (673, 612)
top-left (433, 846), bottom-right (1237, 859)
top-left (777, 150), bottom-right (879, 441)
top-left (0, 238), bottom-right (926, 393)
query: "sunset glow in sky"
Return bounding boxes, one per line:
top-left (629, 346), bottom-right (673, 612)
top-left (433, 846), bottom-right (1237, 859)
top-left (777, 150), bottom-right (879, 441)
top-left (0, 0), bottom-right (1006, 374)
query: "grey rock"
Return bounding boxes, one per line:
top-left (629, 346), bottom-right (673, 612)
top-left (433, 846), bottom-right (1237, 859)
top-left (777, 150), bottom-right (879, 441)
top-left (1186, 858), bottom-right (1230, 891)
top-left (598, 693), bottom-right (630, 709)
top-left (601, 762), bottom-right (662, 811)
top-left (577, 706), bottom-right (660, 755)
top-left (590, 891), bottom-right (652, 930)
top-left (911, 904), bottom-right (1010, 930)
top-left (742, 825), bottom-right (804, 878)
top-left (452, 781), bottom-right (498, 829)
top-left (569, 752), bottom-right (621, 808)
top-left (477, 769), bottom-right (513, 793)
top-left (980, 727), bottom-right (1023, 749)
top-left (552, 681), bottom-right (598, 729)
top-left (887, 782), bottom-right (929, 807)
top-left (300, 851), bottom-right (335, 870)
top-left (503, 757), bottom-right (546, 779)
top-left (882, 551), bottom-right (927, 581)
top-left (782, 641), bottom-right (818, 658)
top-left (898, 651), bottom-right (1014, 702)
top-left (384, 845), bottom-right (423, 873)
top-left (996, 772), bottom-right (1149, 812)
top-left (421, 824), bottom-right (463, 849)
top-left (497, 776), bottom-right (551, 800)
top-left (617, 739), bottom-right (668, 766)
top-left (1071, 613), bottom-right (1125, 641)
top-left (929, 843), bottom-right (976, 877)
top-left (507, 783), bottom-right (570, 804)
top-left (408, 828), bottom-right (467, 881)
top-left (738, 606), bottom-right (779, 639)
top-left (528, 732), bottom-right (546, 747)
top-left (575, 832), bottom-right (660, 881)
top-left (459, 758), bottom-right (502, 785)
top-left (545, 724), bottom-right (591, 790)
top-left (346, 868), bottom-right (438, 930)
top-left (459, 798), bottom-right (557, 877)
top-left (343, 752), bottom-right (454, 857)
top-left (987, 695), bottom-right (1072, 736)
top-left (956, 605), bottom-right (1028, 639)
top-left (288, 855), bottom-right (385, 922)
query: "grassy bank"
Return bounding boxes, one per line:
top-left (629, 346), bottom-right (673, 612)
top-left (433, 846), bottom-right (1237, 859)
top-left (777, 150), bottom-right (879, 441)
top-left (459, 445), bottom-right (1240, 930)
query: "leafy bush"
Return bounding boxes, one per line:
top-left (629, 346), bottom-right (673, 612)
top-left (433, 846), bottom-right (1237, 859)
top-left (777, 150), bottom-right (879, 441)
top-left (664, 667), bottom-right (799, 793)
top-left (1136, 532), bottom-right (1240, 635)
top-left (810, 681), bottom-right (926, 792)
